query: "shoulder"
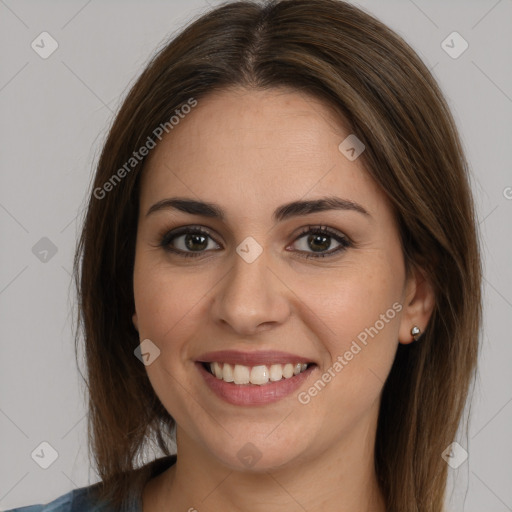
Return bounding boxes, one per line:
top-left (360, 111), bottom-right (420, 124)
top-left (3, 482), bottom-right (111, 512)
top-left (4, 455), bottom-right (177, 512)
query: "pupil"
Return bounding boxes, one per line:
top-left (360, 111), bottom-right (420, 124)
top-left (186, 234), bottom-right (207, 251)
top-left (309, 234), bottom-right (329, 252)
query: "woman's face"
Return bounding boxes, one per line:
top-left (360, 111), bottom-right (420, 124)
top-left (132, 87), bottom-right (425, 471)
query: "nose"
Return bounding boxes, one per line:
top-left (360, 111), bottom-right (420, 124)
top-left (210, 246), bottom-right (291, 336)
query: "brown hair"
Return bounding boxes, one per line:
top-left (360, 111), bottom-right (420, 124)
top-left (73, 1), bottom-right (482, 510)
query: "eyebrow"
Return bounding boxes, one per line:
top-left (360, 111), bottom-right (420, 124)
top-left (146, 196), bottom-right (370, 222)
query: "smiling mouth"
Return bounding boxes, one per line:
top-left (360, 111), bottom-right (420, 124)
top-left (202, 361), bottom-right (315, 386)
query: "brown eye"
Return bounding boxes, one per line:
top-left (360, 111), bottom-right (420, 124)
top-left (290, 226), bottom-right (351, 259)
top-left (160, 226), bottom-right (220, 257)
top-left (158, 224), bottom-right (351, 260)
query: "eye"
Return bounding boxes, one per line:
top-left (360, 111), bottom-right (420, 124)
top-left (289, 225), bottom-right (352, 259)
top-left (159, 226), bottom-right (221, 258)
top-left (158, 224), bottom-right (352, 259)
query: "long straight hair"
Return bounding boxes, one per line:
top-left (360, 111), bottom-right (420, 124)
top-left (73, 1), bottom-right (482, 510)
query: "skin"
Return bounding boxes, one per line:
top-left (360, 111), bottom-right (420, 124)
top-left (132, 86), bottom-right (435, 512)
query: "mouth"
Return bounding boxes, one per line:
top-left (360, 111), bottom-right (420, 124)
top-left (201, 361), bottom-right (314, 385)
top-left (195, 350), bottom-right (318, 406)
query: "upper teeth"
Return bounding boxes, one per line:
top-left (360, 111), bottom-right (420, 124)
top-left (208, 362), bottom-right (309, 385)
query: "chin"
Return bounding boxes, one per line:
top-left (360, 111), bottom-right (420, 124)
top-left (213, 445), bottom-right (305, 473)
top-left (198, 425), bottom-right (314, 473)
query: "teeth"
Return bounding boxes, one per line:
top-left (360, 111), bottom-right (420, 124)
top-left (233, 364), bottom-right (250, 384)
top-left (269, 364), bottom-right (283, 381)
top-left (213, 362), bottom-right (223, 379)
top-left (250, 365), bottom-right (269, 385)
top-left (282, 363), bottom-right (294, 378)
top-left (206, 362), bottom-right (310, 385)
top-left (222, 363), bottom-right (234, 382)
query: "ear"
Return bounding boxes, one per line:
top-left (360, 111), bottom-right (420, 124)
top-left (132, 312), bottom-right (139, 332)
top-left (398, 265), bottom-right (435, 345)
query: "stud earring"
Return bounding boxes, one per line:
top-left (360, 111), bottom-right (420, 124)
top-left (411, 326), bottom-right (421, 341)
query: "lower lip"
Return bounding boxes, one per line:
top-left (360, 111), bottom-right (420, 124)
top-left (196, 362), bottom-right (316, 406)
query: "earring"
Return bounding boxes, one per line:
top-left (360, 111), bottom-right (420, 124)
top-left (411, 326), bottom-right (421, 341)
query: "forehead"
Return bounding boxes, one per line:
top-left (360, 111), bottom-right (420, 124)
top-left (139, 87), bottom-right (386, 222)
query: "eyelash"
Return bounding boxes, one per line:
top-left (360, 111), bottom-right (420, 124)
top-left (157, 224), bottom-right (352, 260)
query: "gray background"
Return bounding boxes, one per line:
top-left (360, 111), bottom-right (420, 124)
top-left (0, 0), bottom-right (511, 510)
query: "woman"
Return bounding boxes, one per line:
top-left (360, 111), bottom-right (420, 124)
top-left (7, 0), bottom-right (482, 511)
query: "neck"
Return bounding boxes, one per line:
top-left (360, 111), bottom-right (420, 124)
top-left (144, 413), bottom-right (386, 512)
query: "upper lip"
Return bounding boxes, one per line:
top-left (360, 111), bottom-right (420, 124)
top-left (196, 350), bottom-right (315, 366)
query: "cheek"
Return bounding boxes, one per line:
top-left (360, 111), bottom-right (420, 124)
top-left (133, 253), bottom-right (197, 340)
top-left (300, 262), bottom-right (402, 349)
top-left (132, 254), bottom-right (225, 374)
top-left (275, 263), bottom-right (403, 450)
top-left (340, 274), bottom-right (401, 348)
top-left (291, 256), bottom-right (403, 403)
top-left (132, 256), bottom-right (208, 416)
